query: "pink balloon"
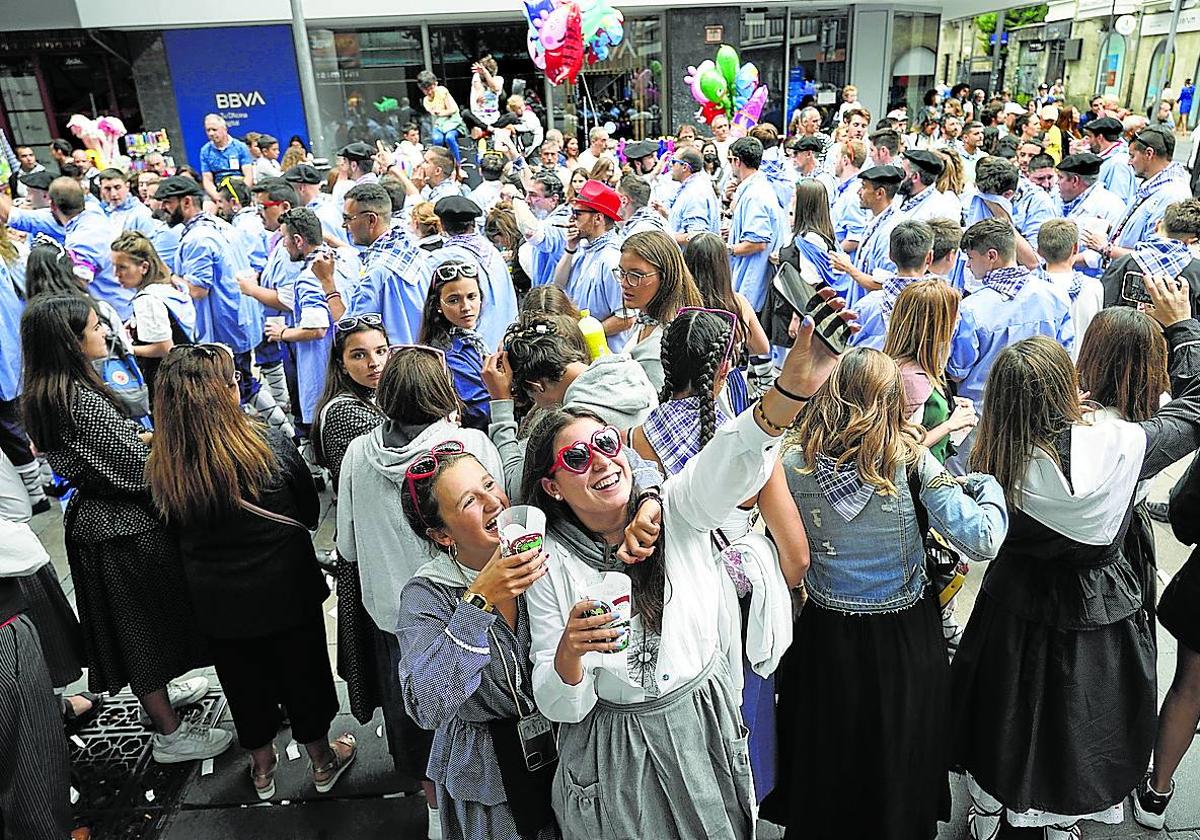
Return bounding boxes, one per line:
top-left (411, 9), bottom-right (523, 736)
top-left (539, 6), bottom-right (570, 49)
top-left (744, 85), bottom-right (768, 122)
top-left (528, 31), bottom-right (546, 68)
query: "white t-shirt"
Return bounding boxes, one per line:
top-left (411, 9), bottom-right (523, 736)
top-left (1046, 269), bottom-right (1104, 361)
top-left (471, 73), bottom-right (505, 124)
top-left (131, 283), bottom-right (195, 344)
top-left (254, 157), bottom-right (282, 180)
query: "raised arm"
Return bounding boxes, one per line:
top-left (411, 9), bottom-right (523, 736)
top-left (1138, 277), bottom-right (1200, 479)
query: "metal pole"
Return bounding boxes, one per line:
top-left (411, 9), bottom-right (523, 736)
top-left (289, 0), bottom-right (326, 158)
top-left (989, 11), bottom-right (1006, 97)
top-left (1155, 0), bottom-right (1183, 112)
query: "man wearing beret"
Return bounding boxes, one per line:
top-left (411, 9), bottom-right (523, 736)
top-left (1083, 116), bottom-right (1137, 203)
top-left (896, 150), bottom-right (961, 224)
top-left (829, 164), bottom-right (904, 306)
top-left (431, 195), bottom-right (517, 350)
top-left (1054, 153), bottom-right (1126, 276)
top-left (284, 163), bottom-right (348, 245)
top-left (332, 142), bottom-right (380, 207)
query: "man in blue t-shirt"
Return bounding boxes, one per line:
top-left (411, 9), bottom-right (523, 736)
top-left (198, 114), bottom-right (254, 204)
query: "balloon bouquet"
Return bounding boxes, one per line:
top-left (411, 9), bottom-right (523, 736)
top-left (684, 45), bottom-right (769, 137)
top-left (524, 0), bottom-right (624, 86)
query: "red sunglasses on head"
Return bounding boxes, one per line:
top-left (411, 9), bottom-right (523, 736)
top-left (548, 426), bottom-right (622, 476)
top-left (405, 440), bottom-right (466, 528)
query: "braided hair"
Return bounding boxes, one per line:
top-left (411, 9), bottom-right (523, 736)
top-left (658, 309), bottom-right (733, 449)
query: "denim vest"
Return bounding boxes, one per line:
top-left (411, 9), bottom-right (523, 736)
top-left (783, 450), bottom-right (928, 614)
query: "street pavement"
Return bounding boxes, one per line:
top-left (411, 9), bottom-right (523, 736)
top-left (33, 455), bottom-right (1200, 839)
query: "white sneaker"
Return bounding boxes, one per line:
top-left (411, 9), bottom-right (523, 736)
top-left (152, 720), bottom-right (233, 764)
top-left (139, 676), bottom-right (210, 727)
top-left (427, 804), bottom-right (443, 840)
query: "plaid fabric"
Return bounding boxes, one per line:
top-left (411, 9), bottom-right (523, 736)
top-left (1060, 183), bottom-right (1096, 218)
top-left (980, 265), bottom-right (1032, 299)
top-left (880, 273), bottom-right (918, 318)
top-left (1131, 234), bottom-right (1195, 280)
top-left (641, 396), bottom-right (730, 476)
top-left (626, 207), bottom-right (667, 233)
top-left (813, 453), bottom-right (876, 522)
top-left (579, 229), bottom-right (619, 254)
top-left (362, 227), bottom-right (425, 275)
top-left (859, 205), bottom-right (897, 253)
top-left (450, 326), bottom-right (489, 359)
top-left (1112, 163), bottom-right (1190, 241)
top-left (899, 185), bottom-right (936, 215)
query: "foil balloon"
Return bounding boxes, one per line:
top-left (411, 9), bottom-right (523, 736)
top-left (734, 62), bottom-right (759, 100)
top-left (698, 67), bottom-right (728, 106)
top-left (544, 1), bottom-right (584, 85)
top-left (539, 4), bottom-right (570, 50)
top-left (716, 44), bottom-right (740, 87)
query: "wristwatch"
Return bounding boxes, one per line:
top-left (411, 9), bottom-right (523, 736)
top-left (462, 591), bottom-right (494, 613)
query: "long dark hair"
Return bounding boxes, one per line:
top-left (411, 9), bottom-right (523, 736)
top-left (19, 295), bottom-right (115, 449)
top-left (683, 232), bottom-right (748, 349)
top-left (520, 406), bottom-right (668, 632)
top-left (418, 262), bottom-right (482, 348)
top-left (1076, 308), bottom-right (1168, 423)
top-left (26, 242), bottom-right (88, 300)
top-left (311, 321), bottom-right (389, 464)
top-left (146, 345), bottom-right (278, 525)
top-left (658, 309), bottom-right (733, 449)
top-left (791, 179), bottom-right (836, 246)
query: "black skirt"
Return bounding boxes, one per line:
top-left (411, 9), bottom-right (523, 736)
top-left (952, 590), bottom-right (1157, 816)
top-left (1124, 502), bottom-right (1158, 639)
top-left (762, 594), bottom-right (951, 840)
top-left (17, 564), bottom-right (84, 689)
top-left (1159, 547), bottom-right (1200, 655)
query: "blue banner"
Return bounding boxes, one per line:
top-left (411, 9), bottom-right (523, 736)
top-left (163, 25), bottom-right (309, 167)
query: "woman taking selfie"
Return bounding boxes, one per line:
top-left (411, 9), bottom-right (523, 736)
top-left (763, 348), bottom-right (1006, 840)
top-left (396, 445), bottom-right (557, 840)
top-left (955, 275), bottom-right (1200, 840)
top-left (524, 310), bottom-right (851, 838)
top-left (20, 296), bottom-right (230, 764)
top-left (146, 344), bottom-right (355, 799)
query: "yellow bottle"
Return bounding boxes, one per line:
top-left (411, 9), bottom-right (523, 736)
top-left (578, 310), bottom-right (610, 360)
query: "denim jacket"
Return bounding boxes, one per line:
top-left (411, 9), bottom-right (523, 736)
top-left (783, 447), bottom-right (1009, 614)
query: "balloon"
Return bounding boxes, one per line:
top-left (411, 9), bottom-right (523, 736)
top-left (716, 44), bottom-right (740, 86)
top-left (744, 85), bottom-right (768, 121)
top-left (524, 0), bottom-right (556, 29)
top-left (734, 62), bottom-right (759, 99)
top-left (650, 59), bottom-right (662, 75)
top-left (699, 101), bottom-right (724, 125)
top-left (539, 5), bottom-right (570, 50)
top-left (544, 1), bottom-right (584, 85)
top-left (603, 120), bottom-right (617, 134)
top-left (374, 97), bottom-right (398, 113)
top-left (699, 67), bottom-right (728, 105)
top-left (528, 30), bottom-right (546, 69)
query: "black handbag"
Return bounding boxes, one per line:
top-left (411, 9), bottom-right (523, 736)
top-left (907, 465), bottom-right (968, 607)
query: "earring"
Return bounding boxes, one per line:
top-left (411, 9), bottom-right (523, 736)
top-left (448, 542), bottom-right (458, 560)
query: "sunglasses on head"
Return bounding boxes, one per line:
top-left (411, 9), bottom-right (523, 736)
top-left (388, 343), bottom-right (450, 374)
top-left (405, 440), bottom-right (467, 528)
top-left (548, 426), bottom-right (622, 476)
top-left (335, 312), bottom-right (384, 332)
top-left (433, 262), bottom-right (480, 283)
top-left (676, 306), bottom-right (737, 363)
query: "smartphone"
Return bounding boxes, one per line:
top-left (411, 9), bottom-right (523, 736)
top-left (1121, 271), bottom-right (1154, 306)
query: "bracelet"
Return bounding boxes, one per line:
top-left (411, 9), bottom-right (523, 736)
top-left (754, 399), bottom-right (792, 434)
top-left (773, 382), bottom-right (814, 402)
top-left (324, 291), bottom-right (342, 301)
top-left (564, 248), bottom-right (577, 254)
top-left (634, 489), bottom-right (661, 510)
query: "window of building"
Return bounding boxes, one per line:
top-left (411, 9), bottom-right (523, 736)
top-left (1098, 32), bottom-right (1126, 100)
top-left (1143, 39), bottom-right (1176, 114)
top-left (889, 12), bottom-right (939, 116)
top-left (742, 9), bottom-right (787, 130)
top-left (787, 9), bottom-right (851, 130)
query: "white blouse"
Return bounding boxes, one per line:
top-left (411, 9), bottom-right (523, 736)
top-left (527, 409), bottom-right (779, 723)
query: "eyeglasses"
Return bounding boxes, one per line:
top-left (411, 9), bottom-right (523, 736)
top-left (548, 426), bottom-right (622, 476)
top-left (570, 208), bottom-right (598, 218)
top-left (174, 342), bottom-right (234, 360)
top-left (335, 313), bottom-right (384, 332)
top-left (388, 343), bottom-right (450, 374)
top-left (676, 306), bottom-right (737, 363)
top-left (405, 440), bottom-right (467, 528)
top-left (342, 211), bottom-right (375, 225)
top-left (611, 267), bottom-right (660, 287)
top-left (432, 262), bottom-right (480, 282)
top-left (257, 200), bottom-right (287, 212)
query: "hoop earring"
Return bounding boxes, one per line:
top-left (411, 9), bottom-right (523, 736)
top-left (448, 542), bottom-right (458, 560)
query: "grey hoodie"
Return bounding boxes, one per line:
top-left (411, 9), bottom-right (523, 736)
top-left (336, 418), bottom-right (504, 633)
top-left (488, 353), bottom-right (660, 500)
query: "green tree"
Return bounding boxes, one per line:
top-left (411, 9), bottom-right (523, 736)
top-left (975, 5), bottom-right (1049, 52)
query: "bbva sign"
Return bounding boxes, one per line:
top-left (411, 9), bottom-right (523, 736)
top-left (214, 92), bottom-right (267, 108)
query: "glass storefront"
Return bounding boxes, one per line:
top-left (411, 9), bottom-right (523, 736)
top-left (788, 9), bottom-right (851, 126)
top-left (889, 11), bottom-right (939, 115)
top-left (742, 10), bottom-right (787, 131)
top-left (1143, 40), bottom-right (1176, 113)
top-left (430, 23), bottom-right (547, 129)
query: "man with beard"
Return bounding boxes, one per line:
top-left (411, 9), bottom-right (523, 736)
top-left (666, 147), bottom-right (720, 245)
top-left (829, 164), bottom-right (904, 305)
top-left (896, 150), bottom-right (960, 223)
top-left (155, 175), bottom-right (293, 437)
top-left (144, 178), bottom-right (181, 270)
top-left (510, 172), bottom-right (570, 286)
top-left (431, 195), bottom-right (517, 349)
top-left (956, 121), bottom-right (987, 184)
top-left (868, 128), bottom-right (903, 167)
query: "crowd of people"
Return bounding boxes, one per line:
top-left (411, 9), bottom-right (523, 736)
top-left (3, 66), bottom-right (1200, 840)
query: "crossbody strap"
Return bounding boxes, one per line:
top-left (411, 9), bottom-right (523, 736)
top-left (237, 497), bottom-right (309, 532)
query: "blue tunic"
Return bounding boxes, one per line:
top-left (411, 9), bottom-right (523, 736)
top-left (346, 228), bottom-right (432, 346)
top-left (432, 234), bottom-right (517, 351)
top-left (728, 172), bottom-right (781, 311)
top-left (66, 209), bottom-right (134, 320)
top-left (847, 289), bottom-right (887, 351)
top-left (231, 208), bottom-right (269, 273)
top-left (947, 272), bottom-right (1074, 404)
top-left (563, 229), bottom-right (626, 351)
top-left (254, 236), bottom-right (301, 367)
top-left (1112, 165), bottom-right (1193, 252)
top-left (831, 176), bottom-right (868, 247)
top-left (667, 172), bottom-right (721, 237)
top-left (529, 205), bottom-right (571, 289)
top-left (0, 261), bottom-right (22, 401)
top-left (175, 214), bottom-right (255, 353)
top-left (849, 206), bottom-right (901, 307)
top-left (290, 258), bottom-right (334, 424)
top-left (148, 220), bottom-right (181, 272)
top-left (1097, 145), bottom-right (1137, 203)
top-left (307, 196), bottom-right (349, 246)
top-left (1009, 179), bottom-right (1057, 251)
top-left (103, 196), bottom-right (156, 236)
top-left (6, 207), bottom-right (65, 242)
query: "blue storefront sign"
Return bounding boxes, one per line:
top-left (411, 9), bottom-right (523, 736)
top-left (163, 25), bottom-right (309, 167)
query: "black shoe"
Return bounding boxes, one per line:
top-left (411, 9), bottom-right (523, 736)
top-left (1147, 501), bottom-right (1171, 523)
top-left (1132, 773), bottom-right (1173, 830)
top-left (64, 692), bottom-right (105, 734)
top-left (30, 497), bottom-right (51, 515)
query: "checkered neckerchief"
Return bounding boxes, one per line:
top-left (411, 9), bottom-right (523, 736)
top-left (980, 265), bottom-right (1031, 299)
top-left (813, 453), bottom-right (875, 522)
top-left (1131, 235), bottom-right (1194, 281)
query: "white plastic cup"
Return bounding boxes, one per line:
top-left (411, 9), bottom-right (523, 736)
top-left (496, 505), bottom-right (546, 557)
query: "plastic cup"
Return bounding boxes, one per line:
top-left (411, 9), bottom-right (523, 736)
top-left (496, 505), bottom-right (546, 558)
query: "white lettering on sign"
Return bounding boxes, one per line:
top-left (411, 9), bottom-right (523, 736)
top-left (214, 92), bottom-right (266, 108)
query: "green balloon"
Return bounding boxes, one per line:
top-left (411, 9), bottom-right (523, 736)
top-left (699, 67), bottom-right (728, 104)
top-left (716, 44), bottom-right (740, 86)
top-left (650, 59), bottom-right (662, 75)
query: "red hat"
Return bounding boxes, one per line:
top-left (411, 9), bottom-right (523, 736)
top-left (572, 179), bottom-right (622, 222)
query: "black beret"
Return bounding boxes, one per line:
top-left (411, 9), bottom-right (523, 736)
top-left (792, 136), bottom-right (825, 153)
top-left (283, 163), bottom-right (323, 184)
top-left (1055, 152), bottom-right (1103, 176)
top-left (338, 142), bottom-right (375, 161)
top-left (19, 170), bottom-right (53, 191)
top-left (1082, 117), bottom-right (1123, 138)
top-left (624, 139), bottom-right (659, 160)
top-left (903, 149), bottom-right (945, 178)
top-left (434, 195), bottom-right (483, 223)
top-left (858, 164), bottom-right (905, 185)
top-left (153, 175), bottom-right (205, 199)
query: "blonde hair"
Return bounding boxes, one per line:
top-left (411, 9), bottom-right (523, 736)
top-left (411, 201), bottom-right (441, 237)
top-left (787, 349), bottom-right (923, 494)
top-left (507, 94), bottom-right (526, 114)
top-left (110, 230), bottom-right (172, 290)
top-left (882, 280), bottom-right (961, 386)
top-left (935, 148), bottom-right (965, 195)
